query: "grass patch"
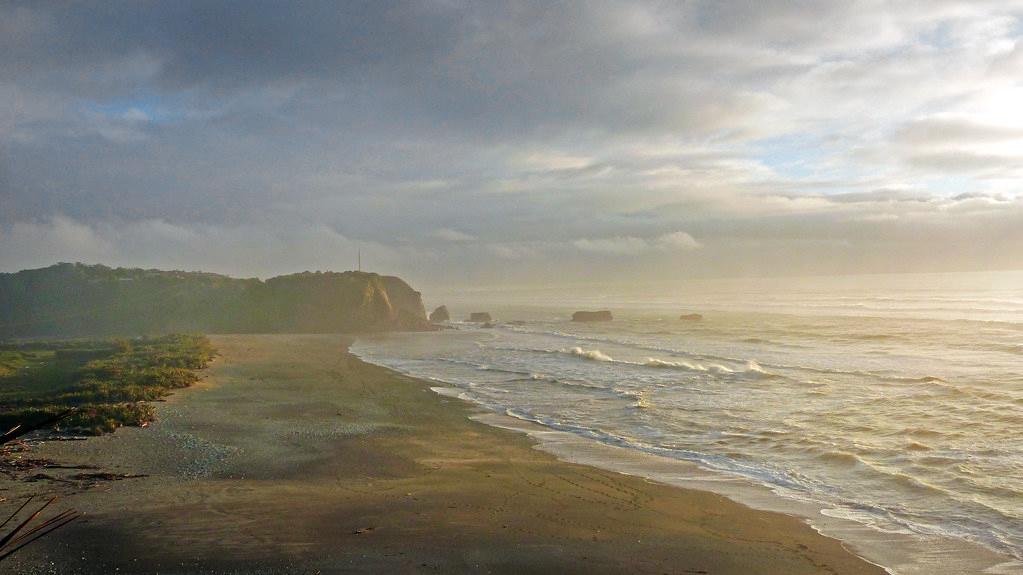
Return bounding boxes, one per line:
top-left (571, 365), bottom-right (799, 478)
top-left (0, 335), bottom-right (215, 435)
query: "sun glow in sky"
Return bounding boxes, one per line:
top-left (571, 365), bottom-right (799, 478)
top-left (2, 1), bottom-right (1023, 286)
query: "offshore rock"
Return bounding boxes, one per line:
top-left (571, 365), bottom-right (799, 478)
top-left (572, 310), bottom-right (613, 322)
top-left (429, 305), bottom-right (450, 323)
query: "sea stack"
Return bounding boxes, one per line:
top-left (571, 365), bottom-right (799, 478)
top-left (572, 310), bottom-right (613, 322)
top-left (429, 305), bottom-right (450, 323)
top-left (468, 312), bottom-right (493, 323)
top-left (679, 313), bottom-right (703, 321)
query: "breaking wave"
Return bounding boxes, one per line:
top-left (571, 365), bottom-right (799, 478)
top-left (559, 347), bottom-right (777, 377)
top-left (562, 346), bottom-right (614, 362)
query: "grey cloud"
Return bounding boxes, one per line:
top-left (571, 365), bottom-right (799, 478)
top-left (886, 117), bottom-right (1023, 176)
top-left (0, 217), bottom-right (405, 279)
top-left (825, 190), bottom-right (934, 204)
top-left (433, 228), bottom-right (476, 242)
top-left (2, 1), bottom-right (1023, 284)
top-left (895, 118), bottom-right (1023, 146)
top-left (904, 151), bottom-right (1021, 174)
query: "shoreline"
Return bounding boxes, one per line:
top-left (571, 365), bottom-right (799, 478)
top-left (352, 333), bottom-right (1023, 575)
top-left (464, 403), bottom-right (1022, 575)
top-left (5, 334), bottom-right (889, 573)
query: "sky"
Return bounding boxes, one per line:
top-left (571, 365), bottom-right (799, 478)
top-left (2, 1), bottom-right (1023, 288)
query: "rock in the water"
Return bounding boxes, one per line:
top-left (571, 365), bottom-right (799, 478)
top-left (468, 312), bottom-right (492, 323)
top-left (429, 305), bottom-right (450, 323)
top-left (679, 313), bottom-right (703, 321)
top-left (572, 310), bottom-right (613, 322)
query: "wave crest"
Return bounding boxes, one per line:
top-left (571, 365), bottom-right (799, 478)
top-left (562, 346), bottom-right (614, 362)
top-left (560, 347), bottom-right (777, 378)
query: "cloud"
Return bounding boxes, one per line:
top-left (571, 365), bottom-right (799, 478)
top-left (2, 2), bottom-right (1023, 284)
top-left (432, 228), bottom-right (476, 242)
top-left (903, 150), bottom-right (1020, 174)
top-left (573, 236), bottom-right (650, 255)
top-left (0, 217), bottom-right (405, 279)
top-left (573, 231), bottom-right (701, 255)
top-left (655, 231), bottom-right (702, 251)
top-left (485, 243), bottom-right (539, 260)
top-left (0, 217), bottom-right (115, 267)
top-left (887, 115), bottom-right (1023, 176)
top-left (895, 118), bottom-right (1023, 147)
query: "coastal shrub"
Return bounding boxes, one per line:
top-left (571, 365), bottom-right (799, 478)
top-left (0, 334), bottom-right (215, 435)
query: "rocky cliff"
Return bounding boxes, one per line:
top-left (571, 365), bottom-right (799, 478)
top-left (0, 263), bottom-right (432, 338)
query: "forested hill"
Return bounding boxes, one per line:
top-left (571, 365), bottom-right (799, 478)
top-left (0, 263), bottom-right (431, 338)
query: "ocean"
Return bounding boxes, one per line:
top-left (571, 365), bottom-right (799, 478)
top-left (351, 270), bottom-right (1023, 573)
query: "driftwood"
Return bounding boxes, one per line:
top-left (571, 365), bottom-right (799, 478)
top-left (0, 409), bottom-right (77, 446)
top-left (0, 412), bottom-right (82, 561)
top-left (0, 496), bottom-right (79, 562)
top-left (68, 472), bottom-right (147, 481)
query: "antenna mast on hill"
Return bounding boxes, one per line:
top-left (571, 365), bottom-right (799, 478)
top-left (358, 248), bottom-right (361, 272)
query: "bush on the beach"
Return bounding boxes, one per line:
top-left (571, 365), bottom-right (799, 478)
top-left (0, 334), bottom-right (215, 435)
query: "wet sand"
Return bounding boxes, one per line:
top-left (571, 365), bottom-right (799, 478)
top-left (4, 334), bottom-right (887, 574)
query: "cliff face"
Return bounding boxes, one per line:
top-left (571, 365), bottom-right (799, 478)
top-left (379, 275), bottom-right (430, 329)
top-left (0, 263), bottom-right (431, 338)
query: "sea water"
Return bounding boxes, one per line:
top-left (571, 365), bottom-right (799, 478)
top-left (351, 270), bottom-right (1023, 573)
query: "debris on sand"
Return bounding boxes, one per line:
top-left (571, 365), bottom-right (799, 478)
top-left (0, 496), bottom-right (79, 562)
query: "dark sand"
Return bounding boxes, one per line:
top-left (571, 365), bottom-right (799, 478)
top-left (4, 334), bottom-right (886, 574)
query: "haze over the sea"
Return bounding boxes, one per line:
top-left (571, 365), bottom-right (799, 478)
top-left (3, 1), bottom-right (1023, 286)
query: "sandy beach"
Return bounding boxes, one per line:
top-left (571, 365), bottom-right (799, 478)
top-left (3, 333), bottom-right (886, 574)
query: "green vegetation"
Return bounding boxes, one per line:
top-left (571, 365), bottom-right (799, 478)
top-left (0, 334), bottom-right (216, 435)
top-left (0, 263), bottom-right (430, 338)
